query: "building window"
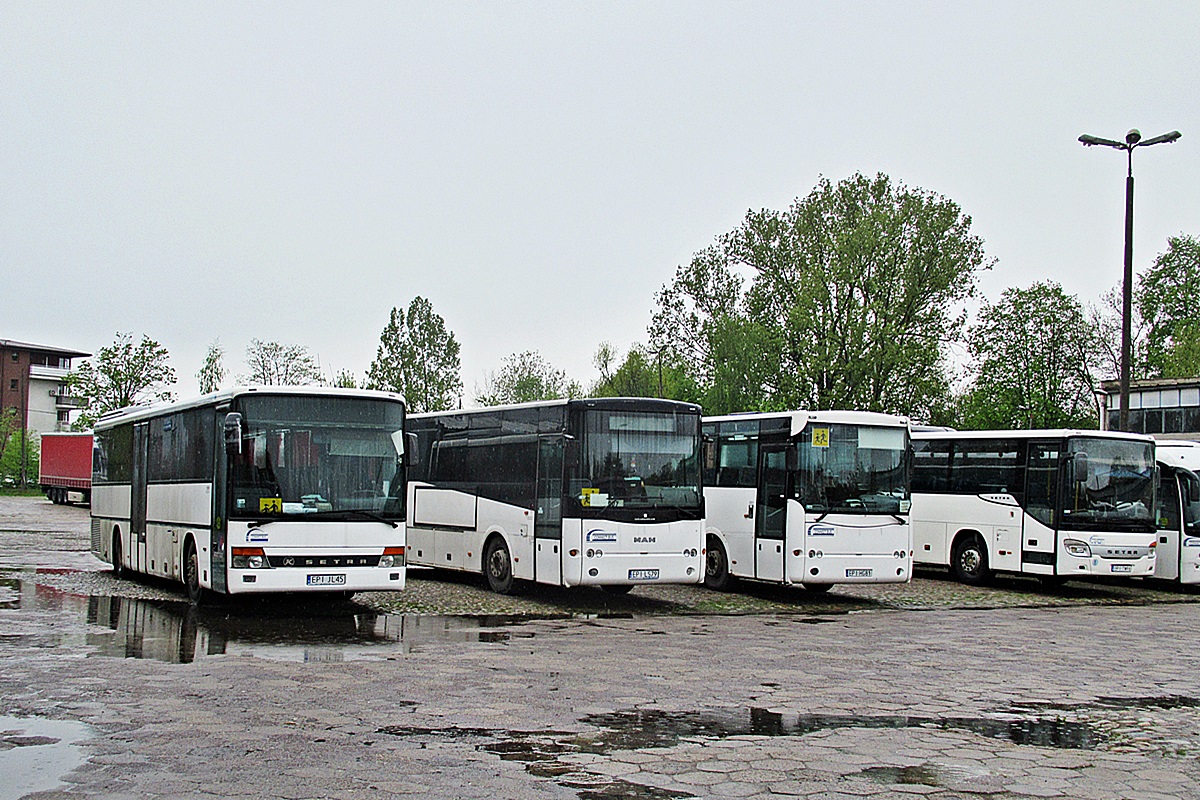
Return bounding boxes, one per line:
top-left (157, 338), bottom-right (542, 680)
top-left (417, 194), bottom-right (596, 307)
top-left (9, 379), bottom-right (16, 390)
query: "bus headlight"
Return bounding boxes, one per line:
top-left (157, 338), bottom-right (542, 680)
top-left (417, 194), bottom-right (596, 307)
top-left (379, 547), bottom-right (406, 568)
top-left (1064, 539), bottom-right (1091, 557)
top-left (232, 547), bottom-right (269, 569)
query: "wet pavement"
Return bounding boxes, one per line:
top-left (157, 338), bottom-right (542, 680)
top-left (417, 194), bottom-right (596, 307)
top-left (3, 495), bottom-right (1200, 799)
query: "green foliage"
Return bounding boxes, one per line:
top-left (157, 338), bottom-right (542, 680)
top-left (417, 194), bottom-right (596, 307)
top-left (476, 351), bottom-right (581, 406)
top-left (68, 332), bottom-right (176, 429)
top-left (240, 339), bottom-right (324, 386)
top-left (959, 281), bottom-right (1099, 429)
top-left (196, 340), bottom-right (226, 395)
top-left (364, 297), bottom-right (462, 412)
top-left (590, 342), bottom-right (701, 402)
top-left (0, 410), bottom-right (39, 487)
top-left (1137, 234), bottom-right (1200, 377)
top-left (332, 369), bottom-right (360, 389)
top-left (651, 173), bottom-right (988, 417)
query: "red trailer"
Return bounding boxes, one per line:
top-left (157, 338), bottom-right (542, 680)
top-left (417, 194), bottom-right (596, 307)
top-left (39, 432), bottom-right (93, 505)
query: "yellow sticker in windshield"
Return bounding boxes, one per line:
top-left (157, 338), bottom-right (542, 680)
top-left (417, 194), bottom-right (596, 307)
top-left (260, 497), bottom-right (283, 513)
top-left (811, 427), bottom-right (830, 448)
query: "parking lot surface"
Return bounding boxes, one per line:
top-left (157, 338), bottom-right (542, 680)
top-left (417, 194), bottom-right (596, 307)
top-left (3, 495), bottom-right (1200, 799)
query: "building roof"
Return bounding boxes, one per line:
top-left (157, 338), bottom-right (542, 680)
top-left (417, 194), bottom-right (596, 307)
top-left (0, 339), bottom-right (90, 358)
top-left (1100, 376), bottom-right (1200, 393)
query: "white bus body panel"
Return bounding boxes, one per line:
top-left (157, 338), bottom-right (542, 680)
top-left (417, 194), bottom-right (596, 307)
top-left (706, 487), bottom-right (910, 585)
top-left (912, 492), bottom-right (1155, 578)
top-left (225, 519), bottom-right (406, 594)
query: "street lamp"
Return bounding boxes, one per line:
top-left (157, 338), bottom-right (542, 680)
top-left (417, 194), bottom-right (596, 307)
top-left (1079, 128), bottom-right (1181, 431)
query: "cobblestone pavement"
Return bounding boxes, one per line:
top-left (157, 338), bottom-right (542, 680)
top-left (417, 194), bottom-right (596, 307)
top-left (3, 495), bottom-right (1200, 799)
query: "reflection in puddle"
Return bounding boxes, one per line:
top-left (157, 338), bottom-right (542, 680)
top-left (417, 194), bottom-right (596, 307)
top-left (0, 715), bottom-right (92, 800)
top-left (0, 574), bottom-right (541, 663)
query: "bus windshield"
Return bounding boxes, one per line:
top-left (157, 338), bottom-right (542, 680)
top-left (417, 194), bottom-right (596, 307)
top-left (1061, 437), bottom-right (1154, 531)
top-left (577, 409), bottom-right (701, 510)
top-left (230, 394), bottom-right (406, 521)
top-left (797, 424), bottom-right (909, 514)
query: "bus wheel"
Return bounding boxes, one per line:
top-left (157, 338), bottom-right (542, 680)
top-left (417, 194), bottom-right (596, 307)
top-left (111, 532), bottom-right (125, 580)
top-left (952, 534), bottom-right (991, 585)
top-left (601, 584), bottom-right (633, 595)
top-left (184, 540), bottom-right (204, 606)
top-left (704, 536), bottom-right (733, 591)
top-left (483, 537), bottom-right (514, 595)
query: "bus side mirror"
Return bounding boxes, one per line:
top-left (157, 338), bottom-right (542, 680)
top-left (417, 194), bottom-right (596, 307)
top-left (786, 445), bottom-right (799, 472)
top-left (1072, 452), bottom-right (1089, 482)
top-left (223, 412), bottom-right (243, 456)
top-left (406, 432), bottom-right (420, 466)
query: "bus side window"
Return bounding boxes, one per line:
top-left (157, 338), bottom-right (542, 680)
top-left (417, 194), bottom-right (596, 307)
top-left (1157, 473), bottom-right (1182, 532)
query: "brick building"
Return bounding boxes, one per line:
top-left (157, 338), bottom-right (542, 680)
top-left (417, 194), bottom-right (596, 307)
top-left (0, 339), bottom-right (90, 437)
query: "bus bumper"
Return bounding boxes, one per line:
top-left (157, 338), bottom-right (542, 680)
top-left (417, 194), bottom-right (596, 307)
top-left (573, 552), bottom-right (704, 587)
top-left (793, 553), bottom-right (913, 585)
top-left (225, 567), bottom-right (406, 594)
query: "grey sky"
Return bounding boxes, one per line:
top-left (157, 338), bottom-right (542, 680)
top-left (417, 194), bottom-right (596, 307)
top-left (3, 2), bottom-right (1198, 403)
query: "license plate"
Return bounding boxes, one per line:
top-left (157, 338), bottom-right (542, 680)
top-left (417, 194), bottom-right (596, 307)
top-left (846, 568), bottom-right (873, 578)
top-left (1111, 564), bottom-right (1133, 574)
top-left (307, 573), bottom-right (347, 586)
top-left (628, 569), bottom-right (660, 581)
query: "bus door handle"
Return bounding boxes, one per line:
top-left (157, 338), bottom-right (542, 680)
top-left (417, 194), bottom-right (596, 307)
top-left (745, 504), bottom-right (754, 519)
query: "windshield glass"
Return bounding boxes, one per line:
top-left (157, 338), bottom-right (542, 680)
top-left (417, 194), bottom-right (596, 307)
top-left (576, 409), bottom-right (701, 510)
top-left (230, 395), bottom-right (406, 521)
top-left (1061, 437), bottom-right (1154, 531)
top-left (797, 424), bottom-right (909, 514)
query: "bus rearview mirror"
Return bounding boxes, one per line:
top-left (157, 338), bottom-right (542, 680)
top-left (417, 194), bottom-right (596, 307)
top-left (223, 412), bottom-right (243, 456)
top-left (1072, 452), bottom-right (1089, 482)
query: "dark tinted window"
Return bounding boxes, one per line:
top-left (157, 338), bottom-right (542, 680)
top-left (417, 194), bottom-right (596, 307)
top-left (93, 425), bottom-right (133, 484)
top-left (148, 409), bottom-right (214, 482)
top-left (912, 439), bottom-right (952, 493)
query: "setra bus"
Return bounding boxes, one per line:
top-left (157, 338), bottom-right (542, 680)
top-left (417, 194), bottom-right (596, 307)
top-left (90, 386), bottom-right (409, 602)
top-left (910, 428), bottom-right (1158, 585)
top-left (701, 410), bottom-right (912, 591)
top-left (404, 398), bottom-right (704, 593)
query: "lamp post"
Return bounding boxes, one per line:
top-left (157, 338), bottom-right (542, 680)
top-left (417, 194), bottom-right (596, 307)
top-left (1079, 128), bottom-right (1181, 431)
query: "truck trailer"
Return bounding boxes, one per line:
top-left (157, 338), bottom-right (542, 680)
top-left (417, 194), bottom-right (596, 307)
top-left (39, 432), bottom-right (93, 505)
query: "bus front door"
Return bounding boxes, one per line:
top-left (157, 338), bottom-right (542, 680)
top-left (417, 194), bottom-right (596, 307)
top-left (534, 436), bottom-right (564, 585)
top-left (755, 442), bottom-right (787, 582)
top-left (131, 422), bottom-right (150, 573)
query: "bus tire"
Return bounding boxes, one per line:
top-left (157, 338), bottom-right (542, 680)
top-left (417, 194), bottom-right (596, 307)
top-left (483, 536), bottom-right (514, 595)
top-left (184, 538), bottom-right (204, 606)
top-left (111, 530), bottom-right (125, 580)
top-left (704, 536), bottom-right (734, 591)
top-left (951, 533), bottom-right (991, 586)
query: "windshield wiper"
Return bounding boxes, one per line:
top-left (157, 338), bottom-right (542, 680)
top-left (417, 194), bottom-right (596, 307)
top-left (248, 510), bottom-right (399, 528)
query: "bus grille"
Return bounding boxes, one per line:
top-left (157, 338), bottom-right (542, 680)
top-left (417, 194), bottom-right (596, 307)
top-left (265, 554), bottom-right (382, 568)
top-left (1100, 546), bottom-right (1152, 560)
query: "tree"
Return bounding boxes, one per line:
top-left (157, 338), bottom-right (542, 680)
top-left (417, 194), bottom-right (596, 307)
top-left (651, 173), bottom-right (989, 419)
top-left (365, 297), bottom-right (462, 412)
top-left (68, 332), bottom-right (176, 428)
top-left (591, 342), bottom-right (700, 402)
top-left (196, 340), bottom-right (226, 395)
top-left (476, 351), bottom-right (582, 406)
top-left (332, 369), bottom-right (360, 389)
top-left (240, 339), bottom-right (324, 386)
top-left (959, 281), bottom-right (1099, 429)
top-left (0, 411), bottom-right (38, 487)
top-left (1136, 234), bottom-right (1200, 377)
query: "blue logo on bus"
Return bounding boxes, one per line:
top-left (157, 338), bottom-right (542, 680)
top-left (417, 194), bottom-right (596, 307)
top-left (247, 531), bottom-right (269, 543)
top-left (587, 529), bottom-right (618, 543)
top-left (809, 525), bottom-right (836, 537)
top-left (1185, 537), bottom-right (1200, 548)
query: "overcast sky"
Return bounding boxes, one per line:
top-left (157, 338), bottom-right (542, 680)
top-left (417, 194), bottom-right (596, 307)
top-left (3, 2), bottom-right (1198, 403)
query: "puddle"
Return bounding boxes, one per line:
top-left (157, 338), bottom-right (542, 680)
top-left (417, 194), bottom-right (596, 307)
top-left (1010, 695), bottom-right (1200, 713)
top-left (0, 715), bottom-right (92, 800)
top-left (380, 704), bottom-right (1107, 799)
top-left (0, 575), bottom-right (546, 663)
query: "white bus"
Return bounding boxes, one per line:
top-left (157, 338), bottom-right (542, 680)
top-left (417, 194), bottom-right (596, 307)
top-left (1152, 440), bottom-right (1200, 584)
top-left (404, 398), bottom-right (704, 593)
top-left (911, 429), bottom-right (1157, 585)
top-left (90, 387), bottom-right (409, 602)
top-left (701, 411), bottom-right (912, 591)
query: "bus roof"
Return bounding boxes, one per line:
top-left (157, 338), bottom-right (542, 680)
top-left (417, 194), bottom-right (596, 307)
top-left (704, 409), bottom-right (909, 427)
top-left (409, 396), bottom-right (701, 421)
top-left (93, 385), bottom-right (407, 430)
top-left (911, 428), bottom-right (1155, 443)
